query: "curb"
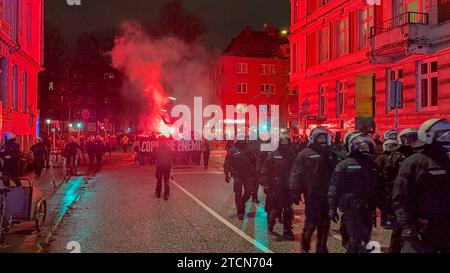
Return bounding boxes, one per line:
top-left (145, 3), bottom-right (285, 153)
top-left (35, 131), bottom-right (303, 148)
top-left (36, 169), bottom-right (96, 253)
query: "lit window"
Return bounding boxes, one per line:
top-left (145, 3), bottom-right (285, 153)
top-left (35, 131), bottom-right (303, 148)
top-left (318, 85), bottom-right (328, 116)
top-left (319, 28), bottom-right (330, 63)
top-left (418, 60), bottom-right (438, 109)
top-left (358, 7), bottom-right (374, 50)
top-left (236, 83), bottom-right (248, 94)
top-left (236, 63), bottom-right (248, 74)
top-left (261, 64), bottom-right (275, 75)
top-left (336, 80), bottom-right (347, 117)
top-left (22, 71), bottom-right (27, 113)
top-left (336, 17), bottom-right (349, 57)
top-left (260, 84), bottom-right (276, 95)
top-left (12, 65), bottom-right (18, 111)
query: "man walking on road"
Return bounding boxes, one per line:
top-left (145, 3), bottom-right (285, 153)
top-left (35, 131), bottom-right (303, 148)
top-left (202, 139), bottom-right (211, 170)
top-left (155, 138), bottom-right (173, 201)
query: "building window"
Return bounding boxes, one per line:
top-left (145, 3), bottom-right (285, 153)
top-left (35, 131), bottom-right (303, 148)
top-left (358, 7), bottom-right (374, 50)
top-left (336, 17), bottom-right (349, 57)
top-left (236, 83), bottom-right (248, 94)
top-left (1, 58), bottom-right (8, 108)
top-left (292, 0), bottom-right (299, 24)
top-left (261, 64), bottom-right (275, 75)
top-left (319, 27), bottom-right (330, 63)
top-left (48, 82), bottom-right (54, 91)
top-left (104, 72), bottom-right (115, 80)
top-left (12, 65), bottom-right (18, 111)
top-left (22, 71), bottom-right (27, 113)
top-left (260, 84), bottom-right (275, 95)
top-left (236, 63), bottom-right (248, 74)
top-left (336, 80), bottom-right (347, 117)
top-left (318, 85), bottom-right (328, 116)
top-left (292, 42), bottom-right (298, 74)
top-left (418, 59), bottom-right (438, 109)
top-left (26, 3), bottom-right (32, 43)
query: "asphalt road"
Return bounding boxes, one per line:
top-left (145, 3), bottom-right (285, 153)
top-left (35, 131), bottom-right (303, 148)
top-left (44, 151), bottom-right (392, 253)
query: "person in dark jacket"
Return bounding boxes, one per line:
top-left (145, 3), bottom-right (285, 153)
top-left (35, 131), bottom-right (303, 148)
top-left (155, 139), bottom-right (173, 200)
top-left (93, 135), bottom-right (106, 168)
top-left (0, 132), bottom-right (22, 189)
top-left (328, 133), bottom-right (380, 253)
top-left (261, 132), bottom-right (296, 240)
top-left (31, 137), bottom-right (48, 177)
top-left (392, 119), bottom-right (450, 253)
top-left (63, 136), bottom-right (80, 174)
top-left (289, 128), bottom-right (339, 252)
top-left (386, 128), bottom-right (419, 253)
top-left (374, 139), bottom-right (399, 229)
top-left (202, 139), bottom-right (211, 170)
top-left (224, 136), bottom-right (254, 220)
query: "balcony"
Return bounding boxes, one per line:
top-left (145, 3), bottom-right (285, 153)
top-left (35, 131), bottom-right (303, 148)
top-left (369, 12), bottom-right (430, 64)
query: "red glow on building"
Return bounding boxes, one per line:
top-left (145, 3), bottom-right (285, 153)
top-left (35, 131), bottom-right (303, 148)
top-left (0, 0), bottom-right (43, 150)
top-left (212, 25), bottom-right (299, 135)
top-left (290, 0), bottom-right (450, 138)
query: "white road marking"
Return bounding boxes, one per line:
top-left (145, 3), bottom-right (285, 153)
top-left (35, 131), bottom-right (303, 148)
top-left (172, 180), bottom-right (274, 254)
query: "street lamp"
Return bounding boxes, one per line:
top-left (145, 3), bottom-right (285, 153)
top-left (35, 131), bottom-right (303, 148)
top-left (46, 119), bottom-right (52, 125)
top-left (169, 96), bottom-right (177, 101)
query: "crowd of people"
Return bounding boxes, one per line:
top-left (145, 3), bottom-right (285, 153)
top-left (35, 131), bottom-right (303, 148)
top-left (0, 132), bottom-right (124, 189)
top-left (223, 118), bottom-right (450, 253)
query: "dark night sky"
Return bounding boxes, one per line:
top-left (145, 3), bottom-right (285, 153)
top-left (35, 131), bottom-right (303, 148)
top-left (45, 0), bottom-right (290, 50)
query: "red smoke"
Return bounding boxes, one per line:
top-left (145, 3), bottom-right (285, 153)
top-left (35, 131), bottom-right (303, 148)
top-left (111, 22), bottom-right (170, 131)
top-left (111, 21), bottom-right (216, 133)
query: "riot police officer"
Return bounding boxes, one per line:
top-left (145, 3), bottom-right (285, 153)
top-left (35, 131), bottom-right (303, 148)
top-left (336, 130), bottom-right (361, 249)
top-left (289, 128), bottom-right (339, 252)
top-left (328, 133), bottom-right (380, 253)
top-left (30, 137), bottom-right (48, 177)
top-left (374, 139), bottom-right (399, 229)
top-left (260, 131), bottom-right (296, 240)
top-left (155, 138), bottom-right (173, 201)
top-left (224, 136), bottom-right (254, 220)
top-left (386, 128), bottom-right (419, 253)
top-left (392, 119), bottom-right (450, 253)
top-left (0, 132), bottom-right (22, 189)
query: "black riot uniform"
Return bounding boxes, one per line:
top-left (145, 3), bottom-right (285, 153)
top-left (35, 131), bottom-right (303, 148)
top-left (0, 138), bottom-right (22, 188)
top-left (260, 140), bottom-right (296, 240)
top-left (31, 140), bottom-right (48, 177)
top-left (224, 140), bottom-right (255, 220)
top-left (289, 131), bottom-right (339, 253)
top-left (328, 134), bottom-right (380, 253)
top-left (374, 149), bottom-right (397, 228)
top-left (384, 144), bottom-right (417, 253)
top-left (392, 145), bottom-right (450, 253)
top-left (155, 141), bottom-right (173, 200)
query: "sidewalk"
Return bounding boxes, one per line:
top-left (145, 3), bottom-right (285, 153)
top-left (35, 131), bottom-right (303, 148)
top-left (0, 164), bottom-right (91, 253)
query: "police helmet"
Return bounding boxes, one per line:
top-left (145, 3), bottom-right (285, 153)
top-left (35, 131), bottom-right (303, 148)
top-left (309, 127), bottom-right (330, 145)
top-left (383, 129), bottom-right (398, 141)
top-left (348, 133), bottom-right (375, 154)
top-left (383, 139), bottom-right (398, 152)
top-left (398, 128), bottom-right (418, 145)
top-left (418, 119), bottom-right (450, 145)
top-left (3, 132), bottom-right (15, 142)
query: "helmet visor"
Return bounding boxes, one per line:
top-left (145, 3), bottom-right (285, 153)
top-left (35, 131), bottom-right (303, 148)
top-left (436, 130), bottom-right (450, 143)
top-left (351, 135), bottom-right (375, 153)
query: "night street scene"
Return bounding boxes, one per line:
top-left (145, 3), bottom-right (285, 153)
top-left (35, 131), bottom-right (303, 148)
top-left (0, 0), bottom-right (449, 264)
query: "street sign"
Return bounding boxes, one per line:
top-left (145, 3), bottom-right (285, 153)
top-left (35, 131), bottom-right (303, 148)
top-left (390, 80), bottom-right (404, 109)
